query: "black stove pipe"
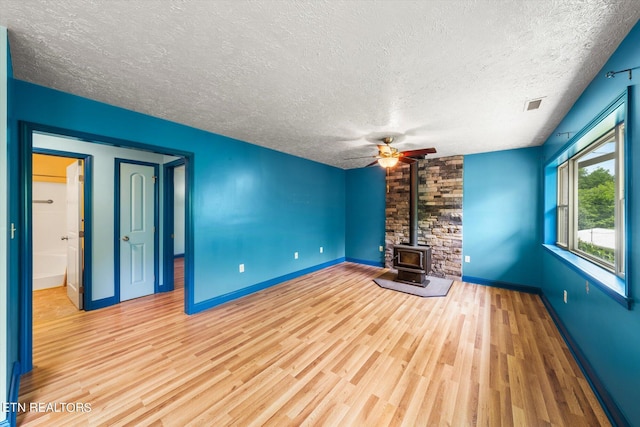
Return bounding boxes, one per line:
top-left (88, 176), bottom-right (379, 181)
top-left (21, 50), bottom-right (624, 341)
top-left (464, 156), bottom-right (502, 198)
top-left (409, 161), bottom-right (418, 246)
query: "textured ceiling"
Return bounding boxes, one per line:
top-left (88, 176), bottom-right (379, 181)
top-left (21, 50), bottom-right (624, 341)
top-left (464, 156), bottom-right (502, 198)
top-left (1, 1), bottom-right (639, 169)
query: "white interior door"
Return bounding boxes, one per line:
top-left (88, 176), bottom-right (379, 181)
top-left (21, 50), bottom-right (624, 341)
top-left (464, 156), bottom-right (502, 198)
top-left (66, 160), bottom-right (83, 309)
top-left (119, 162), bottom-right (156, 301)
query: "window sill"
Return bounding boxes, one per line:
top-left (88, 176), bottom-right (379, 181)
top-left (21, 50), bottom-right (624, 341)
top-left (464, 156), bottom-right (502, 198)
top-left (543, 244), bottom-right (631, 309)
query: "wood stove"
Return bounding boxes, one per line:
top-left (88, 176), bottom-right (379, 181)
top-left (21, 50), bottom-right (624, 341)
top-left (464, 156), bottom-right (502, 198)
top-left (392, 160), bottom-right (432, 286)
top-left (393, 244), bottom-right (432, 286)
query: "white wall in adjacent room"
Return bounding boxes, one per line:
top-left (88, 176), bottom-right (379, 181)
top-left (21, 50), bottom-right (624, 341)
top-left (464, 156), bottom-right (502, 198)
top-left (174, 165), bottom-right (185, 256)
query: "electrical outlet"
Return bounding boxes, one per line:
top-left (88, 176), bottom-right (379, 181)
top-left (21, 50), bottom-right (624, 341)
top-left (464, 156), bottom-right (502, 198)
top-left (294, 252), bottom-right (298, 259)
top-left (586, 280), bottom-right (590, 294)
top-left (239, 264), bottom-right (245, 273)
top-left (320, 246), bottom-right (323, 253)
top-left (464, 255), bottom-right (471, 263)
top-left (563, 290), bottom-right (568, 303)
top-left (379, 245), bottom-right (384, 252)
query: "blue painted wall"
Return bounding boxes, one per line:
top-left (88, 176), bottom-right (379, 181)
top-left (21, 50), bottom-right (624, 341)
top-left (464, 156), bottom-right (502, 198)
top-left (1, 25), bottom-right (11, 425)
top-left (345, 166), bottom-right (386, 265)
top-left (9, 80), bottom-right (346, 310)
top-left (541, 21), bottom-right (640, 425)
top-left (191, 142), bottom-right (345, 303)
top-left (5, 33), bottom-right (22, 426)
top-left (463, 147), bottom-right (542, 288)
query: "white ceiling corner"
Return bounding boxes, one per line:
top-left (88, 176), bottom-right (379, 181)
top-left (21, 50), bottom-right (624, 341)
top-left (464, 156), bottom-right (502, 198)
top-left (1, 0), bottom-right (639, 169)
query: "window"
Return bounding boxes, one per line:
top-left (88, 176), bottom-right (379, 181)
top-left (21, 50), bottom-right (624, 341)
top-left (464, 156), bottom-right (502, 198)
top-left (556, 162), bottom-right (569, 248)
top-left (556, 123), bottom-right (625, 278)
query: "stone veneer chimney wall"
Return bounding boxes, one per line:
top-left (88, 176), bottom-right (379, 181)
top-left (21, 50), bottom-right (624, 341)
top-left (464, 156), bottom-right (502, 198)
top-left (385, 155), bottom-right (463, 280)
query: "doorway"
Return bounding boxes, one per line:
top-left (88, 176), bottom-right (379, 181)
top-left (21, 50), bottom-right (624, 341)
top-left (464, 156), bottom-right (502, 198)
top-left (31, 150), bottom-right (91, 314)
top-left (19, 124), bottom-right (194, 373)
top-left (163, 158), bottom-right (186, 292)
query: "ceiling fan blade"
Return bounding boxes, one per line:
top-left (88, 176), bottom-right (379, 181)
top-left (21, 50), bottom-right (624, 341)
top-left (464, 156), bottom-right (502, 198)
top-left (398, 157), bottom-right (416, 164)
top-left (401, 147), bottom-right (437, 158)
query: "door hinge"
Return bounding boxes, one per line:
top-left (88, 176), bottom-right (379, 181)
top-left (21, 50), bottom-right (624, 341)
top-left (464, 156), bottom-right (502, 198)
top-left (171, 233), bottom-right (174, 239)
top-left (79, 231), bottom-right (85, 238)
top-left (78, 174), bottom-right (84, 182)
top-left (79, 286), bottom-right (84, 294)
top-left (10, 223), bottom-right (16, 240)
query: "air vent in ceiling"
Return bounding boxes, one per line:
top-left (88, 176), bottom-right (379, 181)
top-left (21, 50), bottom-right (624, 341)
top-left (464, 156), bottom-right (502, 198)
top-left (524, 98), bottom-right (543, 111)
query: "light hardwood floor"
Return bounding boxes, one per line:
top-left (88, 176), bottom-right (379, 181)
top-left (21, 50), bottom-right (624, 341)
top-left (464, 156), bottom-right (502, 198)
top-left (19, 261), bottom-right (610, 426)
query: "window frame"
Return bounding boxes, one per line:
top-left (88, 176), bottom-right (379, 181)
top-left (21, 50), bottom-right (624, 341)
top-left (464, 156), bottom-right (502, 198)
top-left (546, 90), bottom-right (630, 308)
top-left (558, 126), bottom-right (624, 277)
top-left (556, 161), bottom-right (569, 249)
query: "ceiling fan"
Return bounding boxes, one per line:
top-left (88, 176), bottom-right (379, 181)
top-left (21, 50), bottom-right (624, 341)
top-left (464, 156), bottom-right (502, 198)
top-left (356, 136), bottom-right (437, 168)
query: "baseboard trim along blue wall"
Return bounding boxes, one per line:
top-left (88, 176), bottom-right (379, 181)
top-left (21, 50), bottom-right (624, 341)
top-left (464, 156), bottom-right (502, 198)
top-left (540, 295), bottom-right (630, 427)
top-left (189, 258), bottom-right (346, 314)
top-left (462, 276), bottom-right (542, 295)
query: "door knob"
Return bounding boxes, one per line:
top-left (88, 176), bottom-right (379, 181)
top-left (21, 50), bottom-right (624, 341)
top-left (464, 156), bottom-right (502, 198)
top-left (122, 236), bottom-right (130, 242)
top-left (61, 236), bottom-right (69, 240)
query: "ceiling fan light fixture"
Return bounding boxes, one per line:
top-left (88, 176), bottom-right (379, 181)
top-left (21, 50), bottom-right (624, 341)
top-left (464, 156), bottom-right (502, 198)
top-left (378, 157), bottom-right (399, 168)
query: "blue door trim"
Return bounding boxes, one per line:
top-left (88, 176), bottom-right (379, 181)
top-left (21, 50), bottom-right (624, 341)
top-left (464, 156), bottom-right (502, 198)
top-left (161, 158), bottom-right (186, 293)
top-left (183, 155), bottom-right (195, 314)
top-left (114, 159), bottom-right (160, 299)
top-left (17, 121), bottom-right (195, 375)
top-left (18, 123), bottom-right (34, 373)
top-left (162, 164), bottom-right (174, 292)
